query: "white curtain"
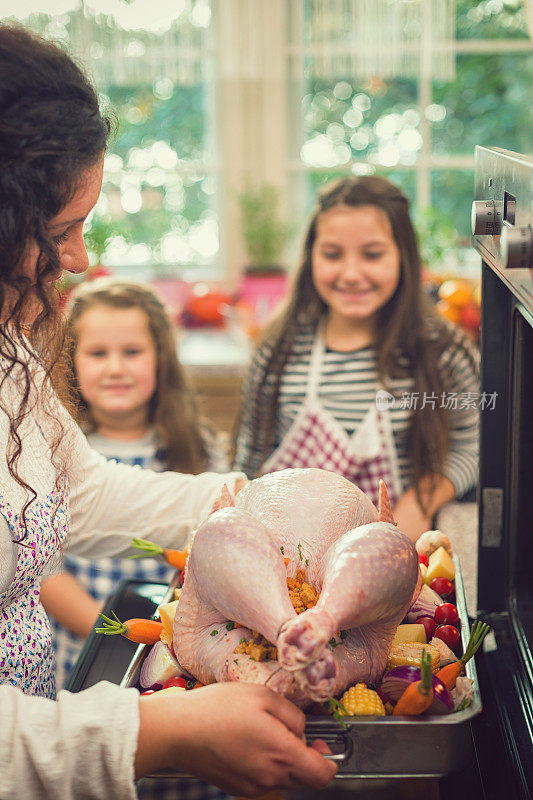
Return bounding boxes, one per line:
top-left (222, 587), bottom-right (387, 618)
top-left (65, 0), bottom-right (212, 86)
top-left (294, 0), bottom-right (456, 81)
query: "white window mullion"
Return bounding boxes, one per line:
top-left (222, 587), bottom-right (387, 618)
top-left (417, 0), bottom-right (434, 210)
top-left (216, 0), bottom-right (289, 286)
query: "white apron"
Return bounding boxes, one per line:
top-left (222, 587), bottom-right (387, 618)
top-left (261, 324), bottom-right (403, 508)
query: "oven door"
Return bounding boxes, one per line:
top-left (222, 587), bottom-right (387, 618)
top-left (467, 227), bottom-right (533, 796)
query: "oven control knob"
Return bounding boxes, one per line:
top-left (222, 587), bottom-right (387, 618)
top-left (501, 225), bottom-right (533, 269)
top-left (471, 200), bottom-right (500, 235)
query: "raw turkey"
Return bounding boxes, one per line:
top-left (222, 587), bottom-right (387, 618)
top-left (173, 468), bottom-right (419, 708)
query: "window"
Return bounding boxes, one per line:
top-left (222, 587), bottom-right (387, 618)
top-left (288, 0), bottom-right (532, 270)
top-left (12, 0), bottom-right (218, 280)
top-left (6, 0), bottom-right (533, 281)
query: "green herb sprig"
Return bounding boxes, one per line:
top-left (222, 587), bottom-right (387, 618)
top-left (327, 697), bottom-right (348, 727)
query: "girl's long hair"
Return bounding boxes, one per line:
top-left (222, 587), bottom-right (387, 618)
top-left (237, 176), bottom-right (478, 509)
top-left (66, 279), bottom-right (210, 473)
top-left (0, 25), bottom-right (111, 538)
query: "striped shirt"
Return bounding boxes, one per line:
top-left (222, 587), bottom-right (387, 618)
top-left (234, 318), bottom-right (480, 499)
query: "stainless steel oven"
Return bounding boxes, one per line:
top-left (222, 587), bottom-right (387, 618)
top-left (467, 146), bottom-right (533, 799)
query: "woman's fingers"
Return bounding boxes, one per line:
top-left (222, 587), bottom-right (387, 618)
top-left (285, 733), bottom-right (338, 789)
top-left (310, 737), bottom-right (333, 756)
top-left (263, 686), bottom-right (307, 738)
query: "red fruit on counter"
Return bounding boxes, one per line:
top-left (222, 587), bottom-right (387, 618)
top-left (140, 689), bottom-right (157, 695)
top-left (418, 616), bottom-right (437, 640)
top-left (430, 577), bottom-right (455, 600)
top-left (461, 301), bottom-right (481, 330)
top-left (162, 675), bottom-right (188, 690)
top-left (434, 602), bottom-right (459, 627)
top-left (418, 552), bottom-right (429, 567)
top-left (434, 624), bottom-right (461, 651)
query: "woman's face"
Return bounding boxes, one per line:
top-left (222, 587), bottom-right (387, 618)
top-left (13, 159), bottom-right (104, 321)
top-left (311, 204), bottom-right (401, 329)
top-left (74, 304), bottom-right (158, 434)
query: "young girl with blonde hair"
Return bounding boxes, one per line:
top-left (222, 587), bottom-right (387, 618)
top-left (41, 278), bottom-right (228, 689)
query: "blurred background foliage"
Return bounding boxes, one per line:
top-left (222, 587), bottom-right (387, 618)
top-left (11, 0), bottom-right (533, 278)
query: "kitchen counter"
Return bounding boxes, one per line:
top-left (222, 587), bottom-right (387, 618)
top-left (177, 326), bottom-right (251, 434)
top-left (435, 500), bottom-right (478, 614)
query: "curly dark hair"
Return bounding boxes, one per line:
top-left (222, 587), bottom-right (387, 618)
top-left (0, 25), bottom-right (112, 539)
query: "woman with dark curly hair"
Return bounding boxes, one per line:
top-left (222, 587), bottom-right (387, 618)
top-left (0, 24), bottom-right (336, 800)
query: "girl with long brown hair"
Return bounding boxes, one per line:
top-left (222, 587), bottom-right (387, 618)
top-left (0, 24), bottom-right (335, 799)
top-left (234, 175), bottom-right (479, 542)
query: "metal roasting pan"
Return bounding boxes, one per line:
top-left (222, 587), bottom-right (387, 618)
top-left (121, 555), bottom-right (482, 779)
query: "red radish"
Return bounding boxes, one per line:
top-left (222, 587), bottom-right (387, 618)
top-left (430, 577), bottom-right (454, 600)
top-left (140, 689), bottom-right (157, 696)
top-left (162, 675), bottom-right (188, 690)
top-left (434, 624), bottom-right (461, 651)
top-left (418, 616), bottom-right (437, 640)
top-left (434, 603), bottom-right (459, 626)
top-left (418, 552), bottom-right (429, 567)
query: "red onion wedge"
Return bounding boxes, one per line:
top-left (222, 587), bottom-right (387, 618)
top-left (405, 584), bottom-right (442, 622)
top-left (381, 666), bottom-right (454, 715)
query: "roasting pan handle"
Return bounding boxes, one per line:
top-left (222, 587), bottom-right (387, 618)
top-left (307, 731), bottom-right (354, 763)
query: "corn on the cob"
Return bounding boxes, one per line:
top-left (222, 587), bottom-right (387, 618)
top-left (386, 642), bottom-right (440, 673)
top-left (338, 683), bottom-right (386, 716)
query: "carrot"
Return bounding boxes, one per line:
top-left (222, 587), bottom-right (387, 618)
top-left (95, 611), bottom-right (164, 644)
top-left (284, 557), bottom-right (290, 567)
top-left (129, 537), bottom-right (189, 570)
top-left (393, 649), bottom-right (433, 716)
top-left (436, 620), bottom-right (490, 690)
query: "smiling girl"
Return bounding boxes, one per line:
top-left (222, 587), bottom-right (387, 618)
top-left (40, 279), bottom-right (229, 692)
top-left (233, 176), bottom-right (479, 542)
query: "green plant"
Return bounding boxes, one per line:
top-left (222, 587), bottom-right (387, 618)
top-left (414, 207), bottom-right (459, 270)
top-left (238, 183), bottom-right (292, 272)
top-left (83, 214), bottom-right (124, 262)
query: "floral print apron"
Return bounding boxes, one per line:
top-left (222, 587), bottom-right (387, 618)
top-left (261, 323), bottom-right (403, 508)
top-left (0, 475), bottom-right (69, 699)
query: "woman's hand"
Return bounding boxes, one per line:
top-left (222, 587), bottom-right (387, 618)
top-left (393, 494), bottom-right (431, 544)
top-left (136, 682), bottom-right (337, 796)
top-left (393, 475), bottom-right (456, 544)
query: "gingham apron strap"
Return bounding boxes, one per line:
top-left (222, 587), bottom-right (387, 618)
top-left (306, 319), bottom-right (327, 402)
top-left (376, 400), bottom-right (403, 502)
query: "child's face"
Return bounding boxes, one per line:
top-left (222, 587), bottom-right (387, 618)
top-left (74, 305), bottom-right (157, 432)
top-left (311, 204), bottom-right (400, 328)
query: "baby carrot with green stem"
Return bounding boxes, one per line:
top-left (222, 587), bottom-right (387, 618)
top-left (392, 649), bottom-right (433, 716)
top-left (436, 620), bottom-right (490, 690)
top-left (129, 537), bottom-right (189, 570)
top-left (95, 611), bottom-right (164, 644)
